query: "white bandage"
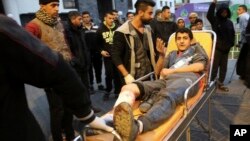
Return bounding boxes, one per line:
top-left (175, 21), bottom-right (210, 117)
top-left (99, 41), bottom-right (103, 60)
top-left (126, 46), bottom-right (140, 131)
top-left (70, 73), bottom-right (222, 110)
top-left (114, 91), bottom-right (135, 108)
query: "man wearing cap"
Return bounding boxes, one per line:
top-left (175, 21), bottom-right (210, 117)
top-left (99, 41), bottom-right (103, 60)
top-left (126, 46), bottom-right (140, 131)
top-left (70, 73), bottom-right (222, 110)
top-left (188, 12), bottom-right (198, 26)
top-left (25, 1), bottom-right (74, 140)
top-left (25, 0), bottom-right (101, 140)
top-left (1, 15), bottom-right (114, 141)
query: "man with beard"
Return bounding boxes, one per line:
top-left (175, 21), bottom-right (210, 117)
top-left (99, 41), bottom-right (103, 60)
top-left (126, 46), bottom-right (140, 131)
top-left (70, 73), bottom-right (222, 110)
top-left (63, 11), bottom-right (100, 141)
top-left (25, 1), bottom-right (81, 140)
top-left (111, 0), bottom-right (157, 86)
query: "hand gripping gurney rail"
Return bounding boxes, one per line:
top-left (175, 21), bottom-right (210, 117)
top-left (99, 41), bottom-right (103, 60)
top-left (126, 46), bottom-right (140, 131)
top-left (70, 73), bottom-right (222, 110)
top-left (79, 30), bottom-right (217, 141)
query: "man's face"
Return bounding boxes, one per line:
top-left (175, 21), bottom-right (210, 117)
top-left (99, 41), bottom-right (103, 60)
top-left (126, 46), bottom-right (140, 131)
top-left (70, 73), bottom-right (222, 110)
top-left (82, 14), bottom-right (91, 24)
top-left (127, 13), bottom-right (134, 21)
top-left (41, 2), bottom-right (59, 18)
top-left (72, 16), bottom-right (82, 27)
top-left (104, 14), bottom-right (114, 27)
top-left (176, 32), bottom-right (191, 52)
top-left (140, 6), bottom-right (154, 25)
top-left (196, 22), bottom-right (203, 30)
top-left (221, 10), bottom-right (228, 18)
top-left (161, 9), bottom-right (171, 20)
top-left (189, 16), bottom-right (197, 24)
top-left (112, 12), bottom-right (119, 20)
top-left (237, 7), bottom-right (245, 16)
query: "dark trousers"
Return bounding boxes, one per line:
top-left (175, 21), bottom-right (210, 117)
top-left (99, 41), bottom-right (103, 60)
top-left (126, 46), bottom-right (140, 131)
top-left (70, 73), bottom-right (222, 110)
top-left (103, 57), bottom-right (122, 94)
top-left (46, 66), bottom-right (90, 141)
top-left (61, 107), bottom-right (74, 141)
top-left (74, 66), bottom-right (90, 99)
top-left (136, 73), bottom-right (199, 132)
top-left (236, 43), bottom-right (248, 79)
top-left (88, 52), bottom-right (103, 85)
top-left (245, 43), bottom-right (250, 85)
top-left (45, 89), bottom-right (64, 141)
top-left (211, 49), bottom-right (229, 83)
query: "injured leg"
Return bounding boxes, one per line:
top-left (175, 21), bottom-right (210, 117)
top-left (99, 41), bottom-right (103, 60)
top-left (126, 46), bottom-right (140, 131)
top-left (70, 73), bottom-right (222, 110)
top-left (113, 83), bottom-right (140, 108)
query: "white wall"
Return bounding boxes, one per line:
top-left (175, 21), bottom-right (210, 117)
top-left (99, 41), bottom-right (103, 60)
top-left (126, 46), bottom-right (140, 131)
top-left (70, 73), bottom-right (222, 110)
top-left (3, 0), bottom-right (77, 25)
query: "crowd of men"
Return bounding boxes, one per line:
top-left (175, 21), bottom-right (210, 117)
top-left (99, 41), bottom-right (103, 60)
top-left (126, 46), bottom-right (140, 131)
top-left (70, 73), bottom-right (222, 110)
top-left (1, 0), bottom-right (250, 141)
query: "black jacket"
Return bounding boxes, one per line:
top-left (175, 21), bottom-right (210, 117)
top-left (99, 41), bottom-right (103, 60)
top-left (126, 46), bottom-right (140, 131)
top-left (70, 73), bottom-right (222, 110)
top-left (207, 2), bottom-right (235, 53)
top-left (82, 24), bottom-right (99, 52)
top-left (246, 18), bottom-right (250, 46)
top-left (64, 21), bottom-right (90, 70)
top-left (150, 18), bottom-right (177, 44)
top-left (96, 22), bottom-right (118, 53)
top-left (0, 15), bottom-right (94, 141)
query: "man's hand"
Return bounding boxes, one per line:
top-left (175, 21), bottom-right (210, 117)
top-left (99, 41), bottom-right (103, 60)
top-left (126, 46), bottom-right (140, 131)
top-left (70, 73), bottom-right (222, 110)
top-left (156, 38), bottom-right (166, 56)
top-left (160, 68), bottom-right (175, 79)
top-left (89, 117), bottom-right (114, 132)
top-left (124, 74), bottom-right (135, 84)
top-left (101, 50), bottom-right (110, 57)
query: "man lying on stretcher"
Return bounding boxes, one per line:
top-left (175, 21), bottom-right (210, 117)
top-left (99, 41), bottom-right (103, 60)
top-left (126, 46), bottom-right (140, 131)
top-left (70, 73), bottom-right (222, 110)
top-left (101, 28), bottom-right (209, 141)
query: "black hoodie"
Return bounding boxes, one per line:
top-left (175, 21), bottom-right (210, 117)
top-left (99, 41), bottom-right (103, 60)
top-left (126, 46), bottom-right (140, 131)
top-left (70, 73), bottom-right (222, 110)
top-left (207, 2), bottom-right (235, 53)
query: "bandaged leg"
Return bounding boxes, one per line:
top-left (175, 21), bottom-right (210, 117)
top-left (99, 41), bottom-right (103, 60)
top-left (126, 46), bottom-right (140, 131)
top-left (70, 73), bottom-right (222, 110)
top-left (114, 90), bottom-right (136, 108)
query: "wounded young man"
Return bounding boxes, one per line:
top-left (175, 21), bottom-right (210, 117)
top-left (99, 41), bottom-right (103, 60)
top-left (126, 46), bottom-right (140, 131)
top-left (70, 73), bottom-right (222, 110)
top-left (110, 28), bottom-right (208, 141)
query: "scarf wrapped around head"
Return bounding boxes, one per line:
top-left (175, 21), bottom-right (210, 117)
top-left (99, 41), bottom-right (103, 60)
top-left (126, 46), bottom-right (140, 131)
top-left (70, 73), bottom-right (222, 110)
top-left (36, 9), bottom-right (58, 26)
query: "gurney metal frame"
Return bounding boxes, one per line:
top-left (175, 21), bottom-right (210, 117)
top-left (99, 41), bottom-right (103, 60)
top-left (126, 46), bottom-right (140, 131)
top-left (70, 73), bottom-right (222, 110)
top-left (82, 30), bottom-right (217, 141)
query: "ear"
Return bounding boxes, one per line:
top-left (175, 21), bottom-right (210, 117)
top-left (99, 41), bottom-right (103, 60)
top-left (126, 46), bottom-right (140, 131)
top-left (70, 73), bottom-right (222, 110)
top-left (40, 4), bottom-right (46, 10)
top-left (137, 10), bottom-right (144, 16)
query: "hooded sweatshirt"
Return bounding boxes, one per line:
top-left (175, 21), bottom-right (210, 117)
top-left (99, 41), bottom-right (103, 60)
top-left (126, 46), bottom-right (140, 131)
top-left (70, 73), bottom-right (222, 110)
top-left (207, 2), bottom-right (235, 53)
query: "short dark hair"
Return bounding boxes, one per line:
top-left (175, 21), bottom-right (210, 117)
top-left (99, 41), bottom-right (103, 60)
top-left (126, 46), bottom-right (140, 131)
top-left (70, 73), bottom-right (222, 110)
top-left (111, 9), bottom-right (118, 13)
top-left (175, 28), bottom-right (193, 40)
top-left (134, 0), bottom-right (155, 14)
top-left (82, 11), bottom-right (90, 16)
top-left (195, 18), bottom-right (203, 24)
top-left (68, 11), bottom-right (81, 20)
top-left (239, 5), bottom-right (248, 12)
top-left (126, 12), bottom-right (134, 17)
top-left (162, 5), bottom-right (170, 11)
top-left (104, 11), bottom-right (114, 17)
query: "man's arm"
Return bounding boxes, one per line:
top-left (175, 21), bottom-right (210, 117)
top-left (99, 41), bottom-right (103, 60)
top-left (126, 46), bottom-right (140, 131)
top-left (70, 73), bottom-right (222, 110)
top-left (154, 38), bottom-right (167, 76)
top-left (111, 31), bottom-right (128, 76)
top-left (160, 62), bottom-right (205, 78)
top-left (161, 44), bottom-right (208, 78)
top-left (206, 0), bottom-right (216, 25)
top-left (25, 22), bottom-right (41, 38)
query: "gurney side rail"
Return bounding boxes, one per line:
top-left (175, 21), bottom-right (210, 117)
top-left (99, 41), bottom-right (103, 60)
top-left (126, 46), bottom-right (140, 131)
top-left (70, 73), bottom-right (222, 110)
top-left (184, 73), bottom-right (206, 115)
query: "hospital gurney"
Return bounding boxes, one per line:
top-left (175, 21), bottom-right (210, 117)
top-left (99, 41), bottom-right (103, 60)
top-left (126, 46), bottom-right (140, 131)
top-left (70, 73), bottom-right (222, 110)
top-left (81, 30), bottom-right (217, 141)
